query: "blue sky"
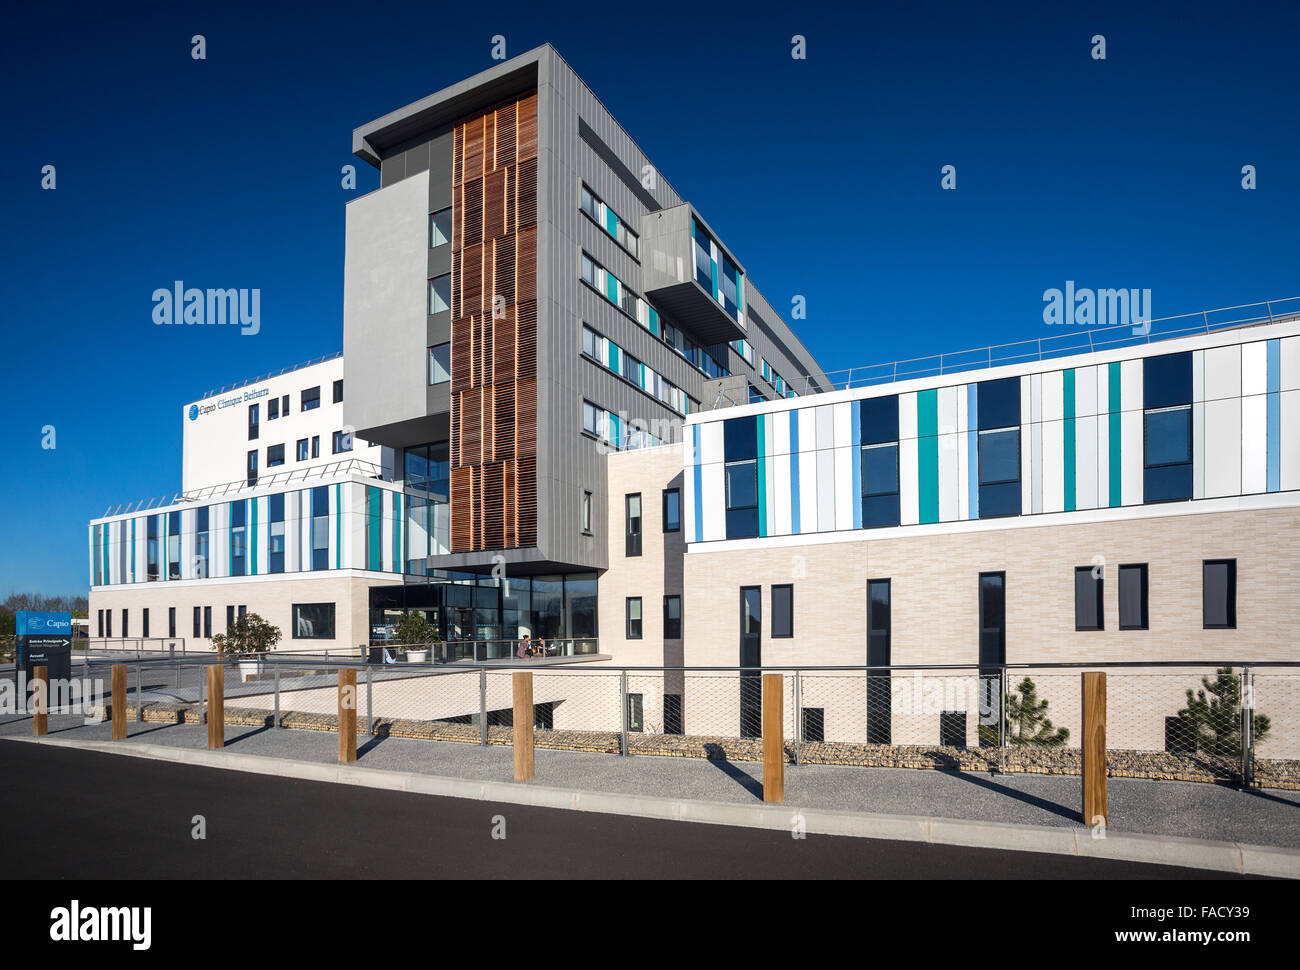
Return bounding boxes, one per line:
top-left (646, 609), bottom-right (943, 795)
top-left (1, 0), bottom-right (1296, 593)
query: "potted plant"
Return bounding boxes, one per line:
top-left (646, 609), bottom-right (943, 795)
top-left (394, 611), bottom-right (435, 663)
top-left (212, 612), bottom-right (282, 681)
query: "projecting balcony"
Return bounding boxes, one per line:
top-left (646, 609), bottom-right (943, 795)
top-left (639, 204), bottom-right (747, 345)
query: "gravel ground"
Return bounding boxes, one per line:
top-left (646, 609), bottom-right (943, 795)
top-left (3, 711), bottom-right (1297, 849)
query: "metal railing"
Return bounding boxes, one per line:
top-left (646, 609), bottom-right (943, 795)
top-left (795, 296), bottom-right (1300, 396)
top-left (199, 351), bottom-right (343, 399)
top-left (41, 658), bottom-right (1296, 791)
top-left (75, 638), bottom-right (189, 658)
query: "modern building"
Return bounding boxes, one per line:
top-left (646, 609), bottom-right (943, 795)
top-left (87, 44), bottom-right (828, 655)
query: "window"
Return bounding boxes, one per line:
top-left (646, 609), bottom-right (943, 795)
top-left (97, 609), bottom-right (103, 638)
top-left (626, 597), bottom-right (642, 639)
top-left (301, 386), bottom-right (320, 411)
top-left (1074, 566), bottom-right (1104, 631)
top-left (664, 695), bottom-right (683, 735)
top-left (281, 394), bottom-right (289, 416)
top-left (581, 490), bottom-right (592, 534)
top-left (203, 606), bottom-right (212, 639)
top-left (297, 438), bottom-right (309, 461)
top-left (626, 693), bottom-right (644, 732)
top-left (168, 607), bottom-right (176, 638)
top-left (625, 493), bottom-right (642, 557)
top-left (1143, 352), bottom-right (1193, 503)
top-left (248, 403), bottom-right (259, 441)
top-left (332, 379), bottom-right (343, 404)
top-left (1119, 563), bottom-right (1149, 630)
top-left (192, 607), bottom-right (200, 638)
top-left (978, 573), bottom-right (1006, 665)
top-left (146, 515), bottom-right (160, 581)
top-left (582, 400), bottom-right (600, 437)
top-left (1203, 559), bottom-right (1237, 629)
top-left (167, 511), bottom-right (180, 580)
top-left (231, 501), bottom-right (246, 576)
top-left (429, 207), bottom-right (452, 249)
top-left (311, 486), bottom-right (330, 570)
top-left (311, 435), bottom-right (320, 459)
top-left (332, 430), bottom-right (352, 454)
top-left (860, 395), bottom-right (900, 528)
top-left (246, 449), bottom-right (258, 486)
top-left (268, 397), bottom-right (280, 420)
top-left (978, 429), bottom-right (1020, 518)
top-left (867, 578), bottom-right (892, 744)
top-left (121, 609), bottom-right (128, 639)
top-left (293, 603), bottom-right (336, 639)
top-left (428, 343), bottom-right (450, 385)
top-left (663, 595), bottom-right (682, 639)
top-left (772, 584), bottom-right (793, 638)
top-left (226, 605), bottom-right (235, 631)
top-left (141, 608), bottom-right (149, 639)
top-left (195, 505), bottom-right (209, 578)
top-left (105, 610), bottom-right (111, 637)
top-left (267, 443), bottom-right (285, 467)
top-left (429, 274), bottom-right (451, 314)
top-left (724, 416), bottom-right (759, 538)
top-left (662, 488), bottom-right (680, 533)
top-left (269, 492), bottom-right (286, 574)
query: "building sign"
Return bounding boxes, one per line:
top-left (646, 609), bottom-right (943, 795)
top-left (16, 611), bottom-right (73, 685)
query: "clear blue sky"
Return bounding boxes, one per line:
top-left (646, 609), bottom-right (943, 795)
top-left (1, 0), bottom-right (1296, 594)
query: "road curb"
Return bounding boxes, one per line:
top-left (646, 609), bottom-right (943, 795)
top-left (7, 734), bottom-right (1296, 878)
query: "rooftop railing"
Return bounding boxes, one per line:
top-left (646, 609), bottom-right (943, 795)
top-left (795, 296), bottom-right (1300, 396)
top-left (198, 351), bottom-right (342, 400)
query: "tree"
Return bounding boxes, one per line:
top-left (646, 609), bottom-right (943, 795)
top-left (1172, 667), bottom-right (1270, 758)
top-left (394, 611), bottom-right (436, 649)
top-left (978, 677), bottom-right (1070, 747)
top-left (212, 613), bottom-right (281, 660)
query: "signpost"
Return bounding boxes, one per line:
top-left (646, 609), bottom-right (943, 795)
top-left (16, 612), bottom-right (73, 707)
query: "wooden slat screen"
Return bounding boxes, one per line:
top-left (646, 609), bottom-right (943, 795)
top-left (449, 90), bottom-right (539, 552)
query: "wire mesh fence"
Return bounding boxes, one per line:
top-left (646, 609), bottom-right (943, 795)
top-left (14, 659), bottom-right (1298, 790)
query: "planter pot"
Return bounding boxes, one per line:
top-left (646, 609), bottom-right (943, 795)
top-left (239, 660), bottom-right (262, 682)
top-left (406, 650), bottom-right (429, 663)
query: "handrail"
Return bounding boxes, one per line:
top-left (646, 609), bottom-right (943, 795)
top-left (796, 296), bottom-right (1300, 396)
top-left (197, 351), bottom-right (343, 400)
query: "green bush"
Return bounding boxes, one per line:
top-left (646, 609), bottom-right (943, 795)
top-left (978, 676), bottom-right (1070, 747)
top-left (212, 613), bottom-right (281, 661)
top-left (1172, 667), bottom-right (1270, 758)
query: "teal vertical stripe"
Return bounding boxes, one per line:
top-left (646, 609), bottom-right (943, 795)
top-left (394, 491), bottom-right (403, 573)
top-left (918, 389), bottom-right (939, 523)
top-left (1108, 361), bottom-right (1122, 507)
top-left (756, 416), bottom-right (768, 537)
top-left (851, 402), bottom-right (862, 529)
top-left (228, 503), bottom-right (234, 575)
top-left (250, 499), bottom-right (258, 575)
top-left (367, 486), bottom-right (381, 571)
top-left (335, 483), bottom-right (342, 569)
top-left (606, 208), bottom-right (617, 237)
top-left (1063, 369), bottom-right (1076, 512)
top-left (130, 518), bottom-right (136, 583)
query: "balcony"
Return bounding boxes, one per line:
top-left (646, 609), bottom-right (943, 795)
top-left (639, 204), bottom-right (747, 345)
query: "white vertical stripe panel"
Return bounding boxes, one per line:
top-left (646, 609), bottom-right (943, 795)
top-left (773, 409), bottom-right (791, 457)
top-left (898, 391), bottom-right (918, 441)
top-left (135, 520), bottom-right (148, 583)
top-left (764, 412), bottom-right (776, 459)
top-left (1193, 351), bottom-right (1206, 499)
top-left (1203, 345), bottom-right (1241, 401)
top-left (1121, 409), bottom-right (1144, 505)
top-left (105, 522), bottom-right (117, 585)
top-left (815, 405), bottom-right (836, 451)
top-left (299, 491), bottom-right (312, 572)
top-left (834, 445), bottom-right (854, 529)
top-left (816, 449), bottom-right (836, 530)
top-left (1204, 399), bottom-right (1242, 497)
top-left (1242, 341), bottom-right (1268, 397)
top-left (899, 436), bottom-right (919, 525)
top-left (1096, 366), bottom-right (1110, 505)
top-left (833, 402), bottom-right (852, 449)
top-left (1281, 390), bottom-right (1300, 490)
top-left (1075, 365), bottom-right (1097, 418)
top-left (682, 462), bottom-right (696, 544)
top-left (1120, 359), bottom-right (1143, 414)
top-left (773, 451), bottom-right (792, 536)
top-left (1241, 394), bottom-right (1268, 494)
top-left (181, 508), bottom-right (196, 579)
top-left (257, 497), bottom-right (270, 574)
top-left (937, 385), bottom-right (959, 436)
top-left (381, 490), bottom-right (394, 571)
top-left (1021, 377), bottom-right (1034, 514)
top-left (1281, 337), bottom-right (1300, 392)
top-left (701, 463), bottom-right (725, 541)
top-left (1076, 415), bottom-right (1098, 509)
top-left (957, 390), bottom-right (969, 520)
top-left (1041, 371), bottom-right (1064, 423)
top-left (1041, 417), bottom-right (1064, 513)
top-left (211, 504), bottom-right (225, 577)
top-left (700, 422), bottom-right (724, 465)
top-left (938, 433), bottom-right (960, 521)
top-left (798, 446), bottom-right (818, 535)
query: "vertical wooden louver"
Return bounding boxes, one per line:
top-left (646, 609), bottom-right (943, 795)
top-left (449, 91), bottom-right (539, 552)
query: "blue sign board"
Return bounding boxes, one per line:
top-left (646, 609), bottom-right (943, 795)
top-left (16, 611), bottom-right (73, 685)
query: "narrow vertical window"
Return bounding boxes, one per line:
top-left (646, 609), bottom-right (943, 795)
top-left (1074, 565), bottom-right (1104, 631)
top-left (625, 493), bottom-right (642, 557)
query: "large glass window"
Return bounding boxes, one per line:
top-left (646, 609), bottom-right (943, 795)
top-left (293, 603), bottom-right (336, 639)
top-left (663, 595), bottom-right (681, 639)
top-left (977, 377), bottom-right (1021, 519)
top-left (311, 486), bottom-right (330, 571)
top-left (267, 443), bottom-right (285, 467)
top-left (167, 511), bottom-right (180, 581)
top-left (301, 386), bottom-right (320, 411)
top-left (332, 430), bottom-right (352, 454)
top-left (268, 397), bottom-right (280, 420)
top-left (146, 515), bottom-right (160, 582)
top-left (297, 438), bottom-right (309, 461)
top-left (428, 343), bottom-right (451, 385)
top-left (1119, 563), bottom-right (1149, 630)
top-left (1202, 559), bottom-right (1236, 630)
top-left (1144, 352), bottom-right (1193, 503)
top-left (861, 443), bottom-right (900, 528)
top-left (231, 501), bottom-right (246, 577)
top-left (724, 460), bottom-right (758, 538)
top-left (429, 207), bottom-right (452, 248)
top-left (429, 274), bottom-right (451, 314)
top-left (195, 505), bottom-right (209, 578)
top-left (268, 492), bottom-right (285, 574)
top-left (1074, 566), bottom-right (1104, 631)
top-left (332, 379), bottom-right (343, 403)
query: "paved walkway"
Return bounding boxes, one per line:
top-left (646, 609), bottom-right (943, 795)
top-left (4, 712), bottom-right (1297, 856)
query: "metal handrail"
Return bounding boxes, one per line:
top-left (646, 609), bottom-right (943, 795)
top-left (198, 351), bottom-right (343, 400)
top-left (796, 296), bottom-right (1300, 396)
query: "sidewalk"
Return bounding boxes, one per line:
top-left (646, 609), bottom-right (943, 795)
top-left (3, 712), bottom-right (1297, 875)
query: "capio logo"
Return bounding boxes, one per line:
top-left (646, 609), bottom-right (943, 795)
top-left (188, 405), bottom-right (199, 421)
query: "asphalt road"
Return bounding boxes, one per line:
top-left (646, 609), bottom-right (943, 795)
top-left (0, 740), bottom-right (1257, 880)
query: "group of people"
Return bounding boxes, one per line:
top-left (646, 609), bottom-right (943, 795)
top-left (516, 634), bottom-right (549, 658)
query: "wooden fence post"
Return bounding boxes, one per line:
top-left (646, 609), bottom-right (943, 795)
top-left (513, 671), bottom-right (534, 782)
top-left (338, 668), bottom-right (357, 763)
top-left (206, 665), bottom-right (224, 750)
top-left (763, 672), bottom-right (784, 803)
top-left (1082, 671), bottom-right (1107, 827)
top-left (111, 665), bottom-right (127, 740)
top-left (32, 666), bottom-right (48, 737)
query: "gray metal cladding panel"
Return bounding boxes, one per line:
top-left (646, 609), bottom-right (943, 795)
top-left (403, 140), bottom-right (431, 176)
top-left (380, 154), bottom-right (405, 187)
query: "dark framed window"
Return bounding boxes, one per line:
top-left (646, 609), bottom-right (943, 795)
top-left (1143, 352), bottom-right (1193, 503)
top-left (141, 608), bottom-right (149, 639)
top-left (428, 343), bottom-right (451, 385)
top-left (246, 449), bottom-right (258, 487)
top-left (662, 488), bottom-right (681, 533)
top-left (625, 493), bottom-right (642, 556)
top-left (293, 603), bottom-right (336, 639)
top-left (663, 595), bottom-right (681, 639)
top-left (168, 607), bottom-right (176, 638)
top-left (978, 572), bottom-right (1006, 665)
top-left (724, 459), bottom-right (758, 538)
top-left (146, 515), bottom-right (160, 581)
top-left (167, 510), bottom-right (181, 580)
top-left (429, 274), bottom-right (451, 314)
top-left (281, 394), bottom-right (289, 415)
top-left (861, 442), bottom-right (900, 528)
top-left (203, 606), bottom-right (212, 639)
top-left (301, 386), bottom-right (320, 411)
top-left (332, 379), bottom-right (343, 403)
top-left (193, 606), bottom-right (200, 638)
top-left (772, 584), bottom-right (793, 638)
top-left (231, 501), bottom-right (247, 577)
top-left (121, 609), bottom-right (128, 639)
top-left (332, 430), bottom-right (352, 454)
top-left (1119, 563), bottom-right (1149, 630)
top-left (581, 490), bottom-right (593, 534)
top-left (860, 395), bottom-right (899, 444)
top-left (247, 403), bottom-right (259, 441)
top-left (226, 605), bottom-right (235, 630)
top-left (430, 207), bottom-right (452, 248)
top-left (97, 609), bottom-right (103, 638)
top-left (297, 438), bottom-right (309, 461)
top-left (311, 485), bottom-right (330, 571)
top-left (268, 397), bottom-right (280, 420)
top-left (977, 377), bottom-right (1022, 520)
top-left (626, 597), bottom-right (642, 639)
top-left (311, 435), bottom-right (320, 459)
top-left (1074, 566), bottom-right (1104, 631)
top-left (267, 443), bottom-right (285, 467)
top-left (1202, 559), bottom-right (1237, 630)
top-left (1144, 352), bottom-right (1193, 410)
top-left (105, 610), bottom-right (111, 637)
